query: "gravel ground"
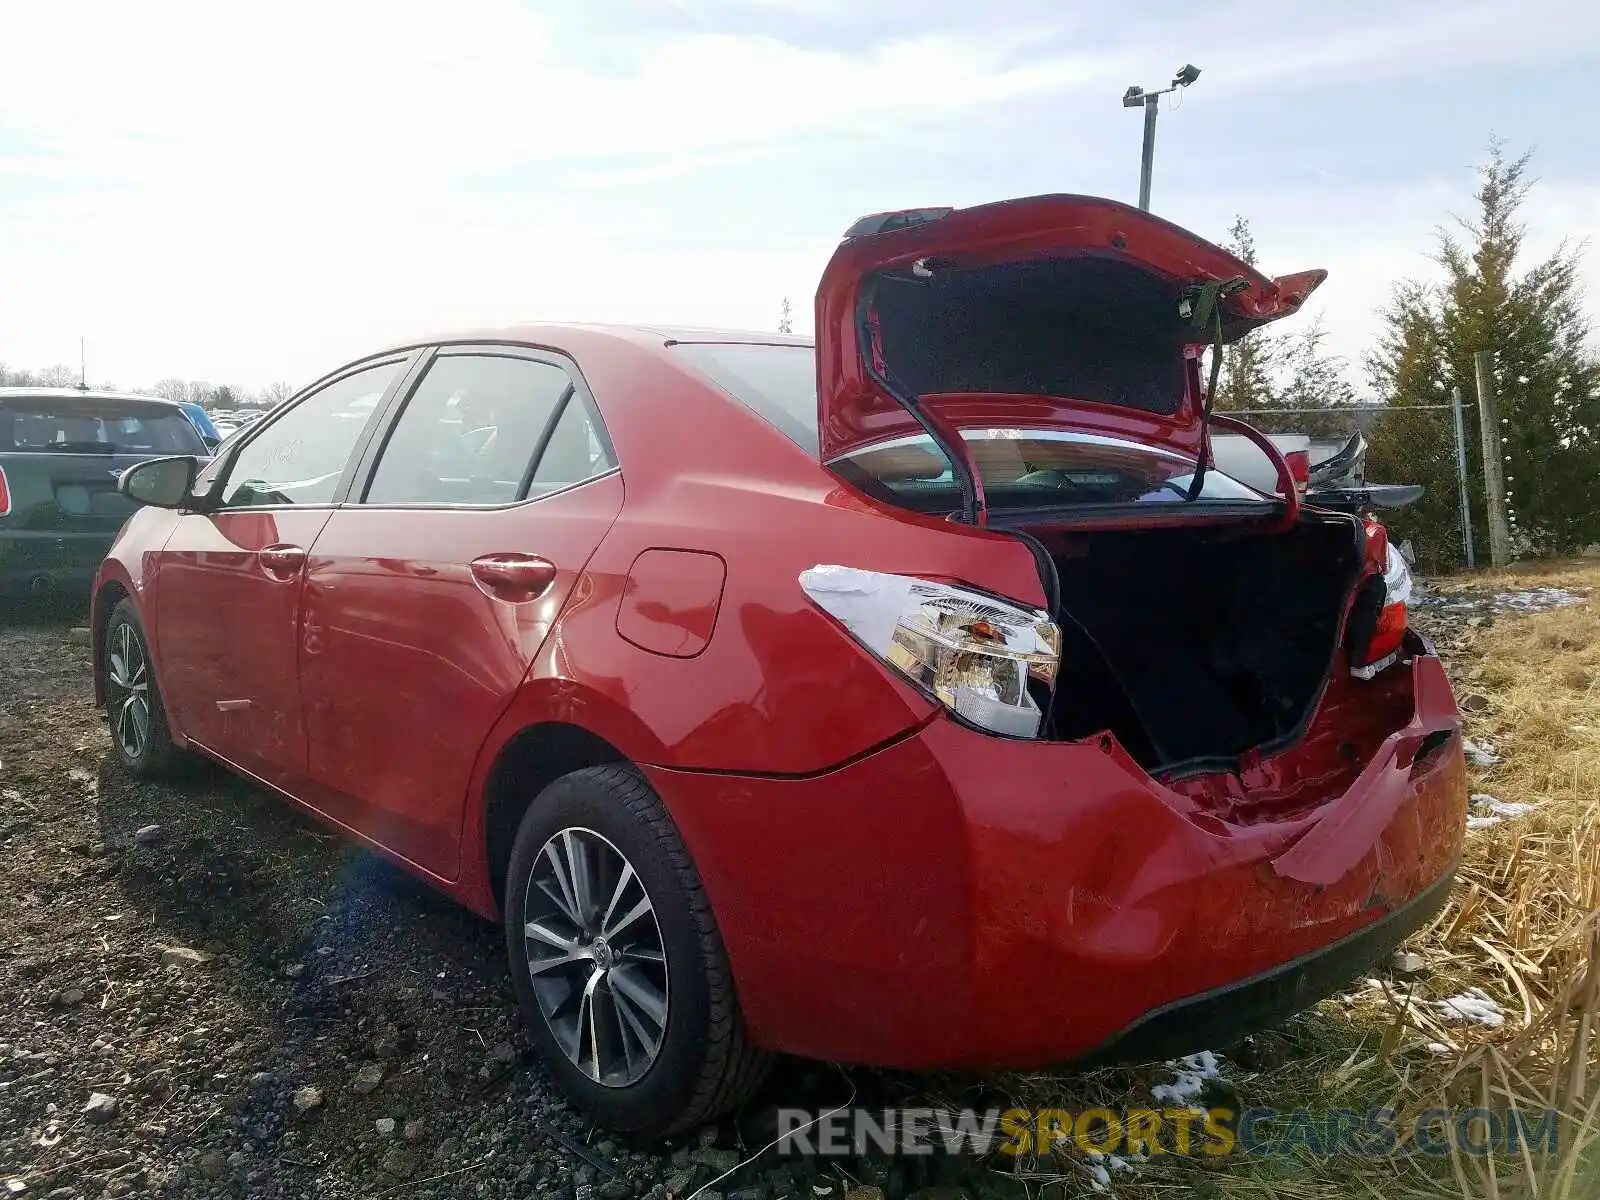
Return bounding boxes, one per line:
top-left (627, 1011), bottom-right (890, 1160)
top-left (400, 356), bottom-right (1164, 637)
top-left (1, 615), bottom-right (945, 1200)
top-left (0, 582), bottom-right (1522, 1200)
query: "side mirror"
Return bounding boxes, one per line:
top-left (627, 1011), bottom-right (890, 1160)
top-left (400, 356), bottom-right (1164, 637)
top-left (119, 456), bottom-right (197, 508)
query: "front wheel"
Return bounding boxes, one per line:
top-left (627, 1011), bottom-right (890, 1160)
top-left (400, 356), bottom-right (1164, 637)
top-left (504, 764), bottom-right (771, 1136)
top-left (104, 599), bottom-right (181, 779)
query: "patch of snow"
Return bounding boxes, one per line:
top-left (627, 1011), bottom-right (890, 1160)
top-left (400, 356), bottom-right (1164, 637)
top-left (1084, 1146), bottom-right (1139, 1189)
top-left (1360, 978), bottom-right (1397, 1001)
top-left (1467, 815), bottom-right (1501, 830)
top-left (1494, 587), bottom-right (1587, 612)
top-left (1471, 794), bottom-right (1537, 819)
top-left (1431, 988), bottom-right (1505, 1027)
top-left (1427, 1041), bottom-right (1455, 1055)
top-left (1463, 738), bottom-right (1502, 766)
top-left (1150, 1050), bottom-right (1221, 1104)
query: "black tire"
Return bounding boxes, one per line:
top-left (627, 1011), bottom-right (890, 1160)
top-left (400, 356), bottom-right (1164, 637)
top-left (104, 599), bottom-right (182, 779)
top-left (504, 764), bottom-right (771, 1136)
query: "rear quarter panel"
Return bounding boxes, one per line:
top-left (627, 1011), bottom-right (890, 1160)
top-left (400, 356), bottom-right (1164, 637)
top-left (499, 329), bottom-right (1051, 773)
top-left (454, 330), bottom-right (1050, 914)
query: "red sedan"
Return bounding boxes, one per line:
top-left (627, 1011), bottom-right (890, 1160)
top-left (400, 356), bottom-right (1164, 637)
top-left (94, 194), bottom-right (1466, 1136)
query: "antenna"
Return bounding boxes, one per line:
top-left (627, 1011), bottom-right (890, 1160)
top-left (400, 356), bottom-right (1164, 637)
top-left (79, 338), bottom-right (88, 391)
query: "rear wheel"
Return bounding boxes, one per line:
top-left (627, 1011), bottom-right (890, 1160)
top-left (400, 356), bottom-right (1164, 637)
top-left (504, 764), bottom-right (771, 1136)
top-left (104, 599), bottom-right (181, 779)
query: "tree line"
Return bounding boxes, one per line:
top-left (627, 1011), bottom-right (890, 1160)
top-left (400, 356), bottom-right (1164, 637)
top-left (0, 366), bottom-right (294, 413)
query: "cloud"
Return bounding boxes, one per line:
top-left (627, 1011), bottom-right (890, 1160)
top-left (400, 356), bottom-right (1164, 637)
top-left (0, 0), bottom-right (1594, 391)
top-left (0, 1), bottom-right (1108, 190)
top-left (1165, 0), bottom-right (1600, 96)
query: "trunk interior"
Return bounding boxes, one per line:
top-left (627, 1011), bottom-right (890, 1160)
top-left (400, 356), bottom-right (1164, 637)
top-left (1033, 515), bottom-right (1366, 772)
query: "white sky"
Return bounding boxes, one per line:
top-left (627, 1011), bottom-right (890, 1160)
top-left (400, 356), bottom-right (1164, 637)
top-left (1, 0), bottom-right (1596, 395)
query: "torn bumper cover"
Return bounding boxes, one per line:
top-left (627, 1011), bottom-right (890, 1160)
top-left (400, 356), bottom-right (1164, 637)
top-left (1077, 861), bottom-right (1456, 1064)
top-left (646, 653), bottom-right (1466, 1069)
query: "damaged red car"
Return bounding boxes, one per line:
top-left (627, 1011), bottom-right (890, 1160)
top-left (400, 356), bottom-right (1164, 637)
top-left (93, 194), bottom-right (1466, 1136)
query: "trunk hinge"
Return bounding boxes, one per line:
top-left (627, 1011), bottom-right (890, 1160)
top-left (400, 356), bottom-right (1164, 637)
top-left (861, 302), bottom-right (987, 526)
top-left (1182, 276), bottom-right (1249, 504)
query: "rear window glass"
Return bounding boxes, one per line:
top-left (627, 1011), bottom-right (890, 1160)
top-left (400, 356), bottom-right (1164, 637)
top-left (671, 342), bottom-right (818, 454)
top-left (833, 429), bottom-right (1268, 513)
top-left (0, 400), bottom-right (207, 455)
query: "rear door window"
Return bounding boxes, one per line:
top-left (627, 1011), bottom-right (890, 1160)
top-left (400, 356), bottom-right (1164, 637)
top-left (363, 353), bottom-right (610, 506)
top-left (528, 394), bottom-right (615, 494)
top-left (0, 400), bottom-right (206, 455)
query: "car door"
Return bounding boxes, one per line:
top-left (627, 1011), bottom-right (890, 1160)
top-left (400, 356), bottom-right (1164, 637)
top-left (298, 346), bottom-right (624, 880)
top-left (153, 356), bottom-right (413, 787)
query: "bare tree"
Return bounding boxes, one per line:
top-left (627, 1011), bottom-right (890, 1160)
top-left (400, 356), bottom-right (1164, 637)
top-left (37, 364), bottom-right (79, 387)
top-left (778, 297), bottom-right (793, 335)
top-left (152, 378), bottom-right (189, 403)
top-left (261, 380), bottom-right (294, 407)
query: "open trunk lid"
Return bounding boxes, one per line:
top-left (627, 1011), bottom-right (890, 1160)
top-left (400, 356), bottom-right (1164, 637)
top-left (814, 194), bottom-right (1325, 504)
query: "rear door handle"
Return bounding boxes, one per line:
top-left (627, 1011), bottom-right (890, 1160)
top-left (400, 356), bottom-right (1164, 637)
top-left (259, 543), bottom-right (307, 579)
top-left (470, 553), bottom-right (557, 600)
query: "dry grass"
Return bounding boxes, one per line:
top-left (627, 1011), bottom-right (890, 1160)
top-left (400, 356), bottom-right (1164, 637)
top-left (984, 560), bottom-right (1600, 1199)
top-left (1375, 562), bottom-right (1600, 1198)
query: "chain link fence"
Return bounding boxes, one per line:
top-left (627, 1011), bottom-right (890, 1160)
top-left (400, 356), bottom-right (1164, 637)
top-left (1220, 402), bottom-right (1481, 573)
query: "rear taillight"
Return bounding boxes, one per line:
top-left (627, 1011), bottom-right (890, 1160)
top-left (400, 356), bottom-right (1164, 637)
top-left (0, 465), bottom-right (10, 517)
top-left (1352, 530), bottom-right (1412, 679)
top-left (799, 565), bottom-right (1061, 737)
top-left (1285, 450), bottom-right (1310, 498)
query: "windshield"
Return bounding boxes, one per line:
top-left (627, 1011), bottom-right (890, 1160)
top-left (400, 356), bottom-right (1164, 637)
top-left (0, 400), bottom-right (207, 456)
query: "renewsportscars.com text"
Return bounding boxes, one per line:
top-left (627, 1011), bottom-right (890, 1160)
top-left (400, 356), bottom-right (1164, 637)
top-left (774, 1106), bottom-right (1560, 1159)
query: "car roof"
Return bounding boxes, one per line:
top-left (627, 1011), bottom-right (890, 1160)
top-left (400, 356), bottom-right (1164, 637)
top-left (379, 322), bottom-right (814, 356)
top-left (0, 387), bottom-right (187, 409)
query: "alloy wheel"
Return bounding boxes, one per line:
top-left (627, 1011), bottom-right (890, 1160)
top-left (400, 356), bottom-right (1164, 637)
top-left (107, 623), bottom-right (152, 761)
top-left (522, 827), bottom-right (669, 1087)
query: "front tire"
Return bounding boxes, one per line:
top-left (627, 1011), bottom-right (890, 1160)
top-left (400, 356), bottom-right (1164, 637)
top-left (104, 599), bottom-right (181, 779)
top-left (504, 764), bottom-right (771, 1136)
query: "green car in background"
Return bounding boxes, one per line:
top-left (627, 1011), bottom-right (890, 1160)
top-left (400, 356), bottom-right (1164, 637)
top-left (1, 388), bottom-right (209, 606)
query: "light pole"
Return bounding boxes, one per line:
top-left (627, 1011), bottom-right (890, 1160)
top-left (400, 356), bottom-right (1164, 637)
top-left (1122, 64), bottom-right (1201, 211)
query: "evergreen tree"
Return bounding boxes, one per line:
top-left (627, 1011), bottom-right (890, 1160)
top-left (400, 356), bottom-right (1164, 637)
top-left (1212, 217), bottom-right (1275, 416)
top-left (1367, 142), bottom-right (1600, 566)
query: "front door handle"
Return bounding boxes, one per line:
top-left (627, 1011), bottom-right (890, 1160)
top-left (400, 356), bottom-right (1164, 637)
top-left (470, 553), bottom-right (557, 600)
top-left (259, 543), bottom-right (307, 579)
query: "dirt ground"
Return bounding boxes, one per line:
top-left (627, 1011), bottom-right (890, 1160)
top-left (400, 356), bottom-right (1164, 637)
top-left (0, 614), bottom-right (891, 1200)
